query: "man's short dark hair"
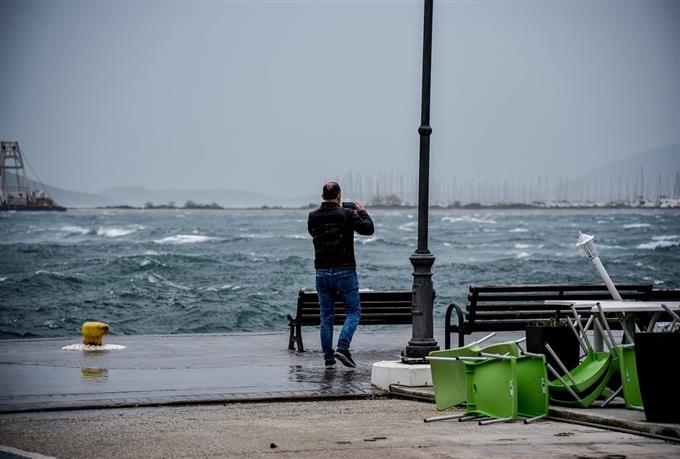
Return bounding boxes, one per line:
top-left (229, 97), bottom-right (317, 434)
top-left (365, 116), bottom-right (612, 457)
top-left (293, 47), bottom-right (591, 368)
top-left (322, 182), bottom-right (341, 201)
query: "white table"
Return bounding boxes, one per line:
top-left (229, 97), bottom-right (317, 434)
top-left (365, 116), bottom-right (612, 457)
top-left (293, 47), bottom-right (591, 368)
top-left (545, 300), bottom-right (680, 349)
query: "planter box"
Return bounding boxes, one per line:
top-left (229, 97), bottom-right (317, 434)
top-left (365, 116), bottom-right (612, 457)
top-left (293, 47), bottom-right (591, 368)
top-left (635, 332), bottom-right (680, 423)
top-left (526, 326), bottom-right (580, 377)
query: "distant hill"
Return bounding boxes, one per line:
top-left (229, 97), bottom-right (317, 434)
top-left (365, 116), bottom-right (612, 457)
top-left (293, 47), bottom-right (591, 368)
top-left (570, 143), bottom-right (680, 201)
top-left (3, 173), bottom-right (113, 208)
top-left (44, 183), bottom-right (114, 208)
top-left (585, 143), bottom-right (679, 181)
top-left (4, 174), bottom-right (300, 208)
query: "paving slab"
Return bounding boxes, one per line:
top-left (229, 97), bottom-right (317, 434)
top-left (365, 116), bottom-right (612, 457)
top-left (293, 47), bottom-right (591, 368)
top-left (2, 399), bottom-right (679, 458)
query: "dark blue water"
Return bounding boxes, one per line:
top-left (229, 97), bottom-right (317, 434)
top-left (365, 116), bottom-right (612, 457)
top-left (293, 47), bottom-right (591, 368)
top-left (1, 209), bottom-right (678, 339)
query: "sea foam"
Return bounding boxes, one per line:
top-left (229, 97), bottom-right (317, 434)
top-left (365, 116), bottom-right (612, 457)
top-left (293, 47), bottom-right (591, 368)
top-left (96, 226), bottom-right (141, 237)
top-left (636, 235), bottom-right (680, 250)
top-left (154, 234), bottom-right (218, 244)
top-left (442, 216), bottom-right (497, 224)
top-left (61, 225), bottom-right (89, 234)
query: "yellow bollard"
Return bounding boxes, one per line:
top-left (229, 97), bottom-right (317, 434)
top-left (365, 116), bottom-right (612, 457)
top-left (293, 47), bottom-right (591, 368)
top-left (81, 321), bottom-right (109, 346)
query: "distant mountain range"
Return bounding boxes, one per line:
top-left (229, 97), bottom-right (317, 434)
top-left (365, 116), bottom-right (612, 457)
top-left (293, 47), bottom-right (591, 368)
top-left (584, 143), bottom-right (678, 183)
top-left (573, 143), bottom-right (679, 201)
top-left (7, 143), bottom-right (678, 208)
top-left (4, 175), bottom-right (307, 208)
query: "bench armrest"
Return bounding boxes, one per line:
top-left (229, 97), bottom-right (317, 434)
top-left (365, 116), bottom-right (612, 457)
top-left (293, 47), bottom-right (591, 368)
top-left (445, 302), bottom-right (466, 349)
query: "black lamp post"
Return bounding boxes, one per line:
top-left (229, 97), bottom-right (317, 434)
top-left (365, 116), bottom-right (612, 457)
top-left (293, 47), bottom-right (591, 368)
top-left (404, 0), bottom-right (439, 359)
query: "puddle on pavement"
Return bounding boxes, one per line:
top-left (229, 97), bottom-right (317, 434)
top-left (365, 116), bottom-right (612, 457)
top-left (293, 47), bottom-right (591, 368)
top-left (81, 367), bottom-right (109, 381)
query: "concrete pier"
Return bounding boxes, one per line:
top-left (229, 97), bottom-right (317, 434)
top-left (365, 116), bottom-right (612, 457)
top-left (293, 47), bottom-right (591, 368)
top-left (1, 329), bottom-right (678, 458)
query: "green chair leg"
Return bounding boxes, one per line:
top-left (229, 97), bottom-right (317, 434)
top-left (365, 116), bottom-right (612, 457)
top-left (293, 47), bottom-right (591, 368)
top-left (614, 344), bottom-right (643, 410)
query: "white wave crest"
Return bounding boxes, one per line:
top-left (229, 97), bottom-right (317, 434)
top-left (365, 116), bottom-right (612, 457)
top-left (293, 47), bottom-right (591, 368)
top-left (205, 284), bottom-right (242, 292)
top-left (61, 225), bottom-right (89, 234)
top-left (441, 216), bottom-right (497, 224)
top-left (398, 221), bottom-right (418, 231)
top-left (623, 223), bottom-right (651, 229)
top-left (653, 235), bottom-right (679, 241)
top-left (35, 270), bottom-right (65, 277)
top-left (284, 234), bottom-right (309, 239)
top-left (154, 234), bottom-right (218, 244)
top-left (636, 239), bottom-right (679, 250)
top-left (97, 227), bottom-right (133, 237)
top-left (509, 228), bottom-right (529, 233)
top-left (514, 243), bottom-right (543, 249)
top-left (147, 273), bottom-right (191, 290)
top-left (516, 252), bottom-right (531, 259)
top-left (0, 277), bottom-right (7, 282)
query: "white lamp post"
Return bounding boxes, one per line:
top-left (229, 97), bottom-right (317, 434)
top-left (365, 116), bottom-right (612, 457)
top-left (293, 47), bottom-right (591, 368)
top-left (576, 232), bottom-right (622, 301)
top-left (576, 232), bottom-right (623, 351)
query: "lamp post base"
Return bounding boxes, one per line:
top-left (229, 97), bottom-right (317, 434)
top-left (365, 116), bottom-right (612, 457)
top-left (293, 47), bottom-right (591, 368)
top-left (404, 339), bottom-right (440, 360)
top-left (404, 251), bottom-right (439, 360)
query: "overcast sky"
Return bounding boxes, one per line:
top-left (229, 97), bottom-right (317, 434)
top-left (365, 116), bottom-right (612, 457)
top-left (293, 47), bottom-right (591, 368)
top-left (1, 1), bottom-right (678, 198)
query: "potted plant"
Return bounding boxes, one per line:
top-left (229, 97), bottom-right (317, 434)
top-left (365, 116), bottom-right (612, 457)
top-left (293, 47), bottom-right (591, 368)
top-left (635, 322), bottom-right (680, 423)
top-left (526, 317), bottom-right (580, 377)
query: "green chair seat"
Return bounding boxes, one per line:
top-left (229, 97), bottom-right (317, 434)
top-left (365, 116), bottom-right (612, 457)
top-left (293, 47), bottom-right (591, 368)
top-left (516, 355), bottom-right (549, 418)
top-left (549, 357), bottom-right (618, 408)
top-left (464, 357), bottom-right (518, 421)
top-left (430, 342), bottom-right (483, 410)
top-left (548, 350), bottom-right (611, 394)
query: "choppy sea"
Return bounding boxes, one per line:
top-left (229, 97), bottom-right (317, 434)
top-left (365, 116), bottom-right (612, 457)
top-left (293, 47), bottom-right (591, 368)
top-left (0, 208), bottom-right (678, 339)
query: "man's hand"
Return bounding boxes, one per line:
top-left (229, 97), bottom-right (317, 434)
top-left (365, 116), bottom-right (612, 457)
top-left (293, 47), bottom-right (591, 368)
top-left (355, 201), bottom-right (366, 212)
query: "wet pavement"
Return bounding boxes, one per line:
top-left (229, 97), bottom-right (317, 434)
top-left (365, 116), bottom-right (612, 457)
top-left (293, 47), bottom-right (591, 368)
top-left (0, 328), bottom-right (417, 413)
top-left (2, 328), bottom-right (679, 454)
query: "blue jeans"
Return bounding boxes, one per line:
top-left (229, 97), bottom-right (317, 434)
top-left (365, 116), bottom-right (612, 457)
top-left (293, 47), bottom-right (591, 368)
top-left (315, 268), bottom-right (361, 363)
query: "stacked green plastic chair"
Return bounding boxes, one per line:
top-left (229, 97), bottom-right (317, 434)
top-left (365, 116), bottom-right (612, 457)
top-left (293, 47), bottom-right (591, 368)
top-left (546, 306), bottom-right (619, 408)
top-left (427, 335), bottom-right (548, 424)
top-left (429, 333), bottom-right (526, 411)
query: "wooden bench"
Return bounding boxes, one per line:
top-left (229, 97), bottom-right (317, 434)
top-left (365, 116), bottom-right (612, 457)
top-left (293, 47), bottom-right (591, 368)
top-left (288, 289), bottom-right (413, 351)
top-left (444, 283), bottom-right (659, 349)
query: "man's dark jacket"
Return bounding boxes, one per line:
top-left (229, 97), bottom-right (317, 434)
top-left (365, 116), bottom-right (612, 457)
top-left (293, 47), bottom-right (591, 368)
top-left (307, 202), bottom-right (374, 269)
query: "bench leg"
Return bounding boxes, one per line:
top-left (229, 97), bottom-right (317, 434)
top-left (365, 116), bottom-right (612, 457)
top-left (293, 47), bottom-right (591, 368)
top-left (296, 323), bottom-right (304, 352)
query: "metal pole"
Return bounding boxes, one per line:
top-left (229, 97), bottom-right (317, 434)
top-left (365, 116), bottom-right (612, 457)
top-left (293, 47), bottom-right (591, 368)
top-left (405, 0), bottom-right (439, 359)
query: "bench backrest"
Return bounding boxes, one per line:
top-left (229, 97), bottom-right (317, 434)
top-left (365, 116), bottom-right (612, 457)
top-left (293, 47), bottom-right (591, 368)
top-left (296, 290), bottom-right (413, 326)
top-left (466, 283), bottom-right (654, 327)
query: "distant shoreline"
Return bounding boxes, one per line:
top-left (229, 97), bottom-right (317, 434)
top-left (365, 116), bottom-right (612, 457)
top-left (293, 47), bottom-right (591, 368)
top-left (80, 203), bottom-right (680, 211)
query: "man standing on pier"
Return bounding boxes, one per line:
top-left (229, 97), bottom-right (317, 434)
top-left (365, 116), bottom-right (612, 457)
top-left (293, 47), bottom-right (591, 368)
top-left (308, 182), bottom-right (374, 368)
